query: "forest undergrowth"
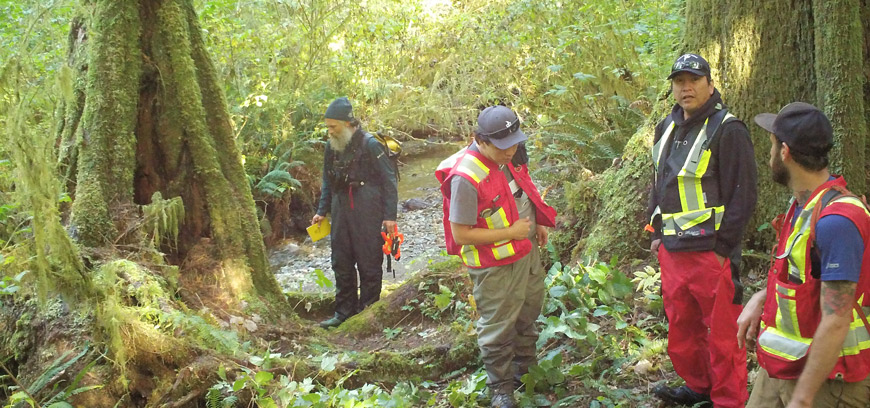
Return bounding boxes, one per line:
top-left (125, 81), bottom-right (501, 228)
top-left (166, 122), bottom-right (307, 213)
top-left (0, 0), bottom-right (711, 406)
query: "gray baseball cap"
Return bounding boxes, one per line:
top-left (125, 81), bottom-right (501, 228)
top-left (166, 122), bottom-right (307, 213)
top-left (476, 106), bottom-right (527, 150)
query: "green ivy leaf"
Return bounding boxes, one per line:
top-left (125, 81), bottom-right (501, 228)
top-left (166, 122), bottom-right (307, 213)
top-left (232, 378), bottom-right (246, 392)
top-left (548, 285), bottom-right (568, 298)
top-left (572, 72), bottom-right (596, 82)
top-left (320, 355), bottom-right (338, 372)
top-left (313, 269), bottom-right (334, 289)
top-left (254, 370), bottom-right (274, 385)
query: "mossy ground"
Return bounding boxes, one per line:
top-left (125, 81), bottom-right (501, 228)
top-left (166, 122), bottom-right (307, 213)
top-left (0, 250), bottom-right (486, 406)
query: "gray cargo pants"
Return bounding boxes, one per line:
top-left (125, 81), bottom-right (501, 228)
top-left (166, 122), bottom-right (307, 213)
top-left (468, 244), bottom-right (546, 393)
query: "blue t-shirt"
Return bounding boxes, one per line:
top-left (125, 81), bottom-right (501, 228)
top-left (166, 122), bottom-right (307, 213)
top-left (791, 204), bottom-right (864, 282)
top-left (816, 214), bottom-right (863, 282)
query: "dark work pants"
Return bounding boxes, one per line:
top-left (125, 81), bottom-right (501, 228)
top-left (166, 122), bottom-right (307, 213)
top-left (330, 199), bottom-right (385, 319)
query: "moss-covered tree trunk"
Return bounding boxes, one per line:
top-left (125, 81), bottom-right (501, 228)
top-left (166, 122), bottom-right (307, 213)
top-left (59, 0), bottom-right (282, 300)
top-left (583, 1), bottom-right (869, 261)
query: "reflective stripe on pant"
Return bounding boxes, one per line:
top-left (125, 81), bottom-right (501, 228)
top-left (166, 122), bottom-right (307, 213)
top-left (469, 244), bottom-right (545, 393)
top-left (747, 368), bottom-right (870, 408)
top-left (659, 246), bottom-right (748, 408)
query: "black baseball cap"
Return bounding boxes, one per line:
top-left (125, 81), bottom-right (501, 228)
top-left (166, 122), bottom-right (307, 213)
top-left (754, 102), bottom-right (834, 156)
top-left (667, 53), bottom-right (711, 80)
top-left (476, 106), bottom-right (527, 150)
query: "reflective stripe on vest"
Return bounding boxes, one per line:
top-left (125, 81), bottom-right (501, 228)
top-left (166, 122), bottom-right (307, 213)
top-left (453, 154), bottom-right (519, 267)
top-left (460, 244), bottom-right (481, 267)
top-left (492, 242), bottom-right (517, 260)
top-left (661, 206), bottom-right (725, 236)
top-left (759, 193), bottom-right (870, 361)
top-left (651, 112), bottom-right (734, 232)
top-left (652, 121), bottom-right (675, 172)
top-left (455, 154), bottom-right (490, 183)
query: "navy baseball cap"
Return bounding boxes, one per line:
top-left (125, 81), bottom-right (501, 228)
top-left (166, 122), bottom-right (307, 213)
top-left (667, 53), bottom-right (711, 80)
top-left (754, 102), bottom-right (834, 156)
top-left (476, 106), bottom-right (527, 150)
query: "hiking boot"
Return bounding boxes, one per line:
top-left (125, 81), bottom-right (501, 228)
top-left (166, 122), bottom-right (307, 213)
top-left (490, 392), bottom-right (517, 408)
top-left (319, 314), bottom-right (345, 329)
top-left (652, 384), bottom-right (712, 407)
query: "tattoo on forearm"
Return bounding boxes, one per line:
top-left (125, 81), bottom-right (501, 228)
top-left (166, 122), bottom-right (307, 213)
top-left (821, 281), bottom-right (857, 316)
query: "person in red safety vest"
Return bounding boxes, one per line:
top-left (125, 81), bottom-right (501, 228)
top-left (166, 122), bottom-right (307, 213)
top-left (737, 102), bottom-right (870, 408)
top-left (435, 105), bottom-right (555, 408)
top-left (648, 53), bottom-right (758, 408)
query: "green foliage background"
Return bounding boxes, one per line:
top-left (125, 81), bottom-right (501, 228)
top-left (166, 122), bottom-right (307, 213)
top-left (193, 0), bottom-right (685, 252)
top-left (0, 0), bottom-right (684, 252)
top-left (0, 0), bottom-right (685, 404)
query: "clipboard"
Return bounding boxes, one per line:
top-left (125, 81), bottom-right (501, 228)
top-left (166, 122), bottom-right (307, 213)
top-left (306, 217), bottom-right (331, 242)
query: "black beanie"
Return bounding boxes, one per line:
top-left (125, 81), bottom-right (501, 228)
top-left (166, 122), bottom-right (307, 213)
top-left (325, 97), bottom-right (354, 121)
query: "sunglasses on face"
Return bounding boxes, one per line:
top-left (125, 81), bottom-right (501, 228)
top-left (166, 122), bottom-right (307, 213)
top-left (672, 60), bottom-right (704, 71)
top-left (479, 118), bottom-right (521, 140)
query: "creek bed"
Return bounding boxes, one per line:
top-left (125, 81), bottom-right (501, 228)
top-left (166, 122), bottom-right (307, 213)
top-left (269, 142), bottom-right (464, 294)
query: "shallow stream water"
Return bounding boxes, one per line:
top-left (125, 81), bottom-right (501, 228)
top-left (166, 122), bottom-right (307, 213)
top-left (269, 142), bottom-right (464, 294)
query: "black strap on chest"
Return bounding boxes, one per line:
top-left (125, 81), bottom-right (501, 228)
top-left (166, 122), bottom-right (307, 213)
top-left (327, 131), bottom-right (371, 188)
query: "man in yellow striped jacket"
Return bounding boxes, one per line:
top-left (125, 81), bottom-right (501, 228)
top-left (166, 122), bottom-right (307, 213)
top-left (648, 54), bottom-right (758, 408)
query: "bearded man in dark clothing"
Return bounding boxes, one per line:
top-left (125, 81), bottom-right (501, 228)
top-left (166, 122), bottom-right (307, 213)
top-left (647, 54), bottom-right (758, 408)
top-left (312, 97), bottom-right (398, 329)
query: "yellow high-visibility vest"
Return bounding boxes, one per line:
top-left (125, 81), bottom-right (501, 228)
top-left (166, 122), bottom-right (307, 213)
top-left (651, 108), bottom-right (734, 239)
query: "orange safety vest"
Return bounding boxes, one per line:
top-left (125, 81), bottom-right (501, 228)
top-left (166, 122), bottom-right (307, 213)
top-left (757, 176), bottom-right (870, 381)
top-left (435, 147), bottom-right (556, 268)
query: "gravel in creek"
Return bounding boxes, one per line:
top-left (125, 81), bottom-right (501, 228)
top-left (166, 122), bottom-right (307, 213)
top-left (269, 187), bottom-right (453, 293)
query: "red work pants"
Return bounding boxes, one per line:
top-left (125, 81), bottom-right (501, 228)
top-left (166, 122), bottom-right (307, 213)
top-left (658, 247), bottom-right (748, 408)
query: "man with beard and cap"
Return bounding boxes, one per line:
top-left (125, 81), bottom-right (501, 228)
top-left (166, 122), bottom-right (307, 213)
top-left (435, 106), bottom-right (556, 408)
top-left (736, 102), bottom-right (870, 408)
top-left (647, 53), bottom-right (758, 407)
top-left (312, 97), bottom-right (398, 329)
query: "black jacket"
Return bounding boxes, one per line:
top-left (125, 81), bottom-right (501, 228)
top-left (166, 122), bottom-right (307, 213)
top-left (648, 89), bottom-right (758, 258)
top-left (316, 128), bottom-right (398, 222)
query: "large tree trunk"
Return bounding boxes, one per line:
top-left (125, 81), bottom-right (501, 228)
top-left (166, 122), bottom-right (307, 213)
top-left (60, 0), bottom-right (283, 301)
top-left (583, 1), bottom-right (869, 260)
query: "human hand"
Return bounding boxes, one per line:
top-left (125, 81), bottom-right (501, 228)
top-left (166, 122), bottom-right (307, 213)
top-left (509, 217), bottom-right (532, 241)
top-left (650, 239), bottom-right (661, 253)
top-left (736, 291), bottom-right (766, 350)
top-left (785, 397), bottom-right (812, 408)
top-left (311, 214), bottom-right (325, 226)
top-left (536, 225), bottom-right (548, 247)
top-left (383, 220), bottom-right (397, 235)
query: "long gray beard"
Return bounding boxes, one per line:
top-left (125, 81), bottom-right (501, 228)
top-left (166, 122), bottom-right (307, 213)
top-left (330, 127), bottom-right (354, 152)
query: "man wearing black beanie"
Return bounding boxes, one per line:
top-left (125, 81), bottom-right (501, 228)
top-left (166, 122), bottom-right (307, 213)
top-left (312, 97), bottom-right (399, 328)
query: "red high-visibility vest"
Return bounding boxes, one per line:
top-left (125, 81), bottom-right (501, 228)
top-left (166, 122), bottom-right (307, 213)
top-left (757, 176), bottom-right (870, 382)
top-left (435, 147), bottom-right (556, 268)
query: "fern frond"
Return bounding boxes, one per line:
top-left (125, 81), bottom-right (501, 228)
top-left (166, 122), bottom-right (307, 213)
top-left (142, 192), bottom-right (185, 249)
top-left (27, 343), bottom-right (89, 395)
top-left (206, 388), bottom-right (222, 408)
top-left (222, 396), bottom-right (239, 407)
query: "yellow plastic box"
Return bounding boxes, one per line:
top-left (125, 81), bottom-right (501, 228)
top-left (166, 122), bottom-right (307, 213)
top-left (306, 218), bottom-right (331, 242)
